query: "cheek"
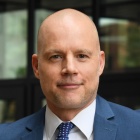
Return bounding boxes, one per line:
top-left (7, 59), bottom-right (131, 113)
top-left (39, 64), bottom-right (60, 86)
top-left (81, 62), bottom-right (99, 76)
top-left (81, 63), bottom-right (99, 84)
top-left (39, 62), bottom-right (57, 76)
top-left (39, 69), bottom-right (56, 97)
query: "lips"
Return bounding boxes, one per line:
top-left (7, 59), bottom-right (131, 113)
top-left (57, 82), bottom-right (83, 89)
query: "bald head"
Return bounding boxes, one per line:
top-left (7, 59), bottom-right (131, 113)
top-left (37, 8), bottom-right (100, 54)
top-left (32, 9), bottom-right (105, 114)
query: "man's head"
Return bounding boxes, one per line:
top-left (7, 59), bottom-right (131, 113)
top-left (32, 8), bottom-right (105, 119)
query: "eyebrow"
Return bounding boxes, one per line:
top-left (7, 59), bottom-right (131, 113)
top-left (75, 49), bottom-right (93, 56)
top-left (44, 48), bottom-right (93, 56)
top-left (45, 48), bottom-right (63, 53)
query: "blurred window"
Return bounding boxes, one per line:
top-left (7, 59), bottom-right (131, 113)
top-left (0, 100), bottom-right (16, 123)
top-left (0, 10), bottom-right (27, 79)
top-left (34, 9), bottom-right (54, 52)
top-left (100, 0), bottom-right (140, 73)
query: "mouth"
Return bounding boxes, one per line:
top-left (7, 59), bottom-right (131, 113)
top-left (57, 82), bottom-right (83, 89)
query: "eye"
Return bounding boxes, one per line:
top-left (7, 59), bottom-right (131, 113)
top-left (78, 54), bottom-right (88, 58)
top-left (77, 54), bottom-right (89, 61)
top-left (49, 55), bottom-right (62, 61)
top-left (51, 55), bottom-right (61, 58)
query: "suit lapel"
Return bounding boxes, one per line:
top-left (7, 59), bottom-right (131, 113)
top-left (93, 96), bottom-right (118, 140)
top-left (21, 107), bottom-right (46, 140)
top-left (94, 114), bottom-right (117, 140)
top-left (20, 96), bottom-right (118, 140)
top-left (21, 125), bottom-right (44, 140)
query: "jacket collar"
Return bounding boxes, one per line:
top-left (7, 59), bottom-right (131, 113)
top-left (21, 95), bottom-right (118, 140)
top-left (21, 107), bottom-right (45, 140)
top-left (93, 95), bottom-right (118, 140)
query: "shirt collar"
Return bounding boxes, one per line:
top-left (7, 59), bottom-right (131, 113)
top-left (45, 106), bottom-right (62, 139)
top-left (45, 99), bottom-right (96, 140)
top-left (71, 99), bottom-right (96, 139)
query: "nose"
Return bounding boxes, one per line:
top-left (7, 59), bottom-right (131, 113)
top-left (61, 57), bottom-right (78, 76)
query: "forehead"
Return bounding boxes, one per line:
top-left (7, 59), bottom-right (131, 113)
top-left (39, 29), bottom-right (98, 56)
top-left (39, 38), bottom-right (99, 60)
top-left (38, 13), bottom-right (99, 54)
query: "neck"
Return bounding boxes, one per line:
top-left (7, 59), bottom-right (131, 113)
top-left (49, 106), bottom-right (81, 121)
top-left (47, 100), bottom-right (94, 121)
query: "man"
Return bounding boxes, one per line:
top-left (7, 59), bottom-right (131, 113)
top-left (0, 8), bottom-right (140, 140)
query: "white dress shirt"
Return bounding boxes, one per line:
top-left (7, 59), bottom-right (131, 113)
top-left (43, 99), bottom-right (96, 140)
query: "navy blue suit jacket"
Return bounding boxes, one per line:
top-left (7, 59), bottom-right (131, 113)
top-left (0, 95), bottom-right (140, 140)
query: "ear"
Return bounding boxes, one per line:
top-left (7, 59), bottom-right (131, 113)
top-left (99, 51), bottom-right (105, 76)
top-left (32, 54), bottom-right (40, 79)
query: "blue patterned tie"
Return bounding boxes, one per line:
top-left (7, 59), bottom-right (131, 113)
top-left (56, 122), bottom-right (75, 140)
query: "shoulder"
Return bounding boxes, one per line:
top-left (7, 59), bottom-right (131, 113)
top-left (109, 102), bottom-right (140, 137)
top-left (136, 109), bottom-right (140, 112)
top-left (97, 95), bottom-right (140, 116)
top-left (0, 114), bottom-right (33, 140)
top-left (96, 95), bottom-right (140, 139)
top-left (107, 98), bottom-right (140, 131)
top-left (108, 100), bottom-right (140, 118)
top-left (97, 95), bottom-right (140, 126)
top-left (0, 106), bottom-right (45, 129)
top-left (0, 107), bottom-right (45, 140)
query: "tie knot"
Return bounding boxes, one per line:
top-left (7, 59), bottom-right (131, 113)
top-left (56, 122), bottom-right (75, 140)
